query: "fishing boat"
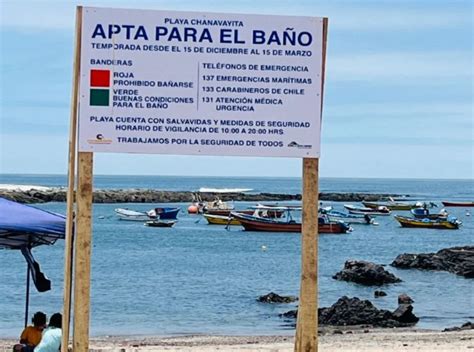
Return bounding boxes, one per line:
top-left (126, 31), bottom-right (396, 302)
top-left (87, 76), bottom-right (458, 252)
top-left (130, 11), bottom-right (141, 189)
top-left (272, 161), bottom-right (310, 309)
top-left (441, 201), bottom-right (474, 207)
top-left (203, 214), bottom-right (241, 225)
top-left (410, 207), bottom-right (448, 220)
top-left (144, 220), bottom-right (177, 227)
top-left (204, 209), bottom-right (252, 216)
top-left (230, 207), bottom-right (351, 234)
top-left (362, 200), bottom-right (435, 211)
top-left (322, 209), bottom-right (375, 225)
top-left (394, 215), bottom-right (461, 229)
top-left (148, 207), bottom-right (180, 220)
top-left (115, 208), bottom-right (150, 221)
top-left (115, 207), bottom-right (180, 221)
top-left (344, 204), bottom-right (391, 216)
top-left (203, 198), bottom-right (235, 213)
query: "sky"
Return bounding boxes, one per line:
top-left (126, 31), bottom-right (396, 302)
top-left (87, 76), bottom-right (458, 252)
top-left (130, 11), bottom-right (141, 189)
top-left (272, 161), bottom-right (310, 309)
top-left (0, 0), bottom-right (472, 178)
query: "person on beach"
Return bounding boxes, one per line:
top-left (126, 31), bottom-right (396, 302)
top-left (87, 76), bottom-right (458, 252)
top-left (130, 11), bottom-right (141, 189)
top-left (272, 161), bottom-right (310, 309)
top-left (33, 313), bottom-right (61, 352)
top-left (13, 311), bottom-right (47, 352)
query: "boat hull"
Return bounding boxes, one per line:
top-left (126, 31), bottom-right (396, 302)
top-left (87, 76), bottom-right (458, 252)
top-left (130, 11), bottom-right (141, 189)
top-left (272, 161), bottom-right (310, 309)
top-left (362, 201), bottom-right (414, 211)
top-left (115, 208), bottom-right (150, 221)
top-left (203, 214), bottom-right (241, 225)
top-left (145, 220), bottom-right (176, 227)
top-left (394, 215), bottom-right (460, 229)
top-left (231, 213), bottom-right (350, 234)
top-left (441, 201), bottom-right (474, 207)
top-left (153, 207), bottom-right (180, 220)
top-left (344, 205), bottom-right (391, 216)
top-left (324, 210), bottom-right (373, 224)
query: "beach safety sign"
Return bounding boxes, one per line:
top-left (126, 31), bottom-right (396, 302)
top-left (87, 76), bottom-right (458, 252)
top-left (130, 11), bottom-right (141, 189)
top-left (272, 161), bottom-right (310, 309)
top-left (78, 7), bottom-right (324, 158)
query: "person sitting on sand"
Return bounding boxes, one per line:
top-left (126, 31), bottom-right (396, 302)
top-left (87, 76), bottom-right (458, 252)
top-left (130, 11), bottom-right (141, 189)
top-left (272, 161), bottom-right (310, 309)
top-left (34, 313), bottom-right (61, 352)
top-left (14, 311), bottom-right (47, 352)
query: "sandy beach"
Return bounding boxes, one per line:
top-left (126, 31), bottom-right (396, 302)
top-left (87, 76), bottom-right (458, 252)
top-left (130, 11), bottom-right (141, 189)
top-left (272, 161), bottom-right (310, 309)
top-left (1, 329), bottom-right (473, 351)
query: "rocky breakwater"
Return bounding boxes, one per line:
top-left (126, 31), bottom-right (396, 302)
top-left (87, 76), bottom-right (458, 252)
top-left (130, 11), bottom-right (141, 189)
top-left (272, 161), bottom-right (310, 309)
top-left (280, 296), bottom-right (419, 328)
top-left (333, 260), bottom-right (402, 285)
top-left (0, 188), bottom-right (403, 204)
top-left (391, 246), bottom-right (474, 278)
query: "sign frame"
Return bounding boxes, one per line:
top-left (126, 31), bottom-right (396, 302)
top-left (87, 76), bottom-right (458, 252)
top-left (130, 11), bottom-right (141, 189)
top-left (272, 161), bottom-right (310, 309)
top-left (62, 6), bottom-right (328, 352)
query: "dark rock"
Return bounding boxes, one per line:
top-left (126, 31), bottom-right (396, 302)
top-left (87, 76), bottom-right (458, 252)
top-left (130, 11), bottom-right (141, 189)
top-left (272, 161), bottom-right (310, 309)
top-left (258, 292), bottom-right (297, 304)
top-left (333, 260), bottom-right (402, 286)
top-left (392, 304), bottom-right (419, 324)
top-left (333, 329), bottom-right (343, 334)
top-left (280, 296), bottom-right (418, 328)
top-left (391, 246), bottom-right (474, 278)
top-left (398, 294), bottom-right (414, 304)
top-left (444, 321), bottom-right (474, 332)
top-left (279, 310), bottom-right (297, 319)
top-left (374, 290), bottom-right (387, 298)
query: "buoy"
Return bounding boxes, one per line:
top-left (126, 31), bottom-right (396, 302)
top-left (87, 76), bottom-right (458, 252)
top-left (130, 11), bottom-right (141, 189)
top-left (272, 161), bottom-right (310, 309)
top-left (466, 210), bottom-right (471, 217)
top-left (261, 245), bottom-right (267, 251)
top-left (188, 205), bottom-right (199, 214)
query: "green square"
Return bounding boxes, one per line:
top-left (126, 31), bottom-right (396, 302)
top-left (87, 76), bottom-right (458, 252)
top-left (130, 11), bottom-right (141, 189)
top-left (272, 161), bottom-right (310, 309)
top-left (90, 89), bottom-right (109, 106)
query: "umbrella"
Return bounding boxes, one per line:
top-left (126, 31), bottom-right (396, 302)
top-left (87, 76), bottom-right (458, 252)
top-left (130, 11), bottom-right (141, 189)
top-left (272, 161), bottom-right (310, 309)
top-left (0, 197), bottom-right (66, 326)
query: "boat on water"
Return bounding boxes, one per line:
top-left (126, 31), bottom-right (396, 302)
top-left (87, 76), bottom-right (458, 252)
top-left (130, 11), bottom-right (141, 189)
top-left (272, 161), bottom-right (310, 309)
top-left (344, 204), bottom-right (391, 216)
top-left (115, 207), bottom-right (180, 221)
top-left (115, 208), bottom-right (150, 221)
top-left (203, 198), bottom-right (235, 213)
top-left (145, 220), bottom-right (177, 227)
top-left (410, 207), bottom-right (448, 220)
top-left (362, 200), bottom-right (435, 211)
top-left (321, 209), bottom-right (375, 225)
top-left (394, 215), bottom-right (461, 229)
top-left (230, 207), bottom-right (351, 234)
top-left (441, 201), bottom-right (474, 207)
top-left (148, 207), bottom-right (180, 220)
top-left (203, 213), bottom-right (241, 225)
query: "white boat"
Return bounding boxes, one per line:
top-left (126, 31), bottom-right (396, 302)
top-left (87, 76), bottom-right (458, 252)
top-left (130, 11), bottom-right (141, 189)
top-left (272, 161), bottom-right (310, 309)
top-left (344, 204), bottom-right (391, 216)
top-left (323, 210), bottom-right (375, 225)
top-left (114, 208), bottom-right (150, 221)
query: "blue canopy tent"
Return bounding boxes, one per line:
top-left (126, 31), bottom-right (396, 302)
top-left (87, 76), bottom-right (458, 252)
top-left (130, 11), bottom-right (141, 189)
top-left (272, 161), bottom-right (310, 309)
top-left (0, 197), bottom-right (66, 327)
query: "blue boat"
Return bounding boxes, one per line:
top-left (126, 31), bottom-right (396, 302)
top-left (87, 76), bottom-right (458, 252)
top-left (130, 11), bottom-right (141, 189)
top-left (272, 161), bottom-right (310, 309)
top-left (150, 207), bottom-right (180, 220)
top-left (410, 207), bottom-right (448, 220)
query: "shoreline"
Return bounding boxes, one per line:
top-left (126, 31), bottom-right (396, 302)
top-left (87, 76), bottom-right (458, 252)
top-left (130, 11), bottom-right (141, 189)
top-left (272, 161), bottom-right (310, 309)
top-left (1, 329), bottom-right (472, 351)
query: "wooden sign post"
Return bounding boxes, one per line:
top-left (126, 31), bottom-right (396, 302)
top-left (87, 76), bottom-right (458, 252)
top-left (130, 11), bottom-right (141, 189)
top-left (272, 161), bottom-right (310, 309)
top-left (295, 18), bottom-right (328, 352)
top-left (62, 7), bottom-right (327, 352)
top-left (61, 6), bottom-right (82, 352)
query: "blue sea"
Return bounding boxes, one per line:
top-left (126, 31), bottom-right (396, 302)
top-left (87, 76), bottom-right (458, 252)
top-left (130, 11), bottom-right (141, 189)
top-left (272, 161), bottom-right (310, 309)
top-left (0, 174), bottom-right (473, 337)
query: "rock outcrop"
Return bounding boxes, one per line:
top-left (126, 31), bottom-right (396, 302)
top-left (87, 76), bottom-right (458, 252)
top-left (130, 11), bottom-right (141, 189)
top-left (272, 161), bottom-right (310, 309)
top-left (280, 296), bottom-right (419, 328)
top-left (257, 292), bottom-right (297, 304)
top-left (398, 293), bottom-right (414, 304)
top-left (333, 260), bottom-right (402, 285)
top-left (443, 321), bottom-right (473, 332)
top-left (0, 188), bottom-right (402, 204)
top-left (391, 246), bottom-right (474, 278)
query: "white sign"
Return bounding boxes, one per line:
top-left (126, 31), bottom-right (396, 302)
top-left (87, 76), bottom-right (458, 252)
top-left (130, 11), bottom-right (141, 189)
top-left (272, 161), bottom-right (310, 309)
top-left (78, 7), bottom-right (324, 158)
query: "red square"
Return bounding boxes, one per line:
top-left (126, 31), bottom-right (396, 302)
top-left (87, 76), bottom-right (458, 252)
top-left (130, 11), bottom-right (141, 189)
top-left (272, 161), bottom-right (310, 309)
top-left (90, 69), bottom-right (110, 87)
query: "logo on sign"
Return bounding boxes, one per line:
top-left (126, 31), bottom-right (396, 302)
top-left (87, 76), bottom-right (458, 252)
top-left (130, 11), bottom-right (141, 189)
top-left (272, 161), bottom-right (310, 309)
top-left (87, 134), bottom-right (112, 145)
top-left (288, 141), bottom-right (312, 149)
